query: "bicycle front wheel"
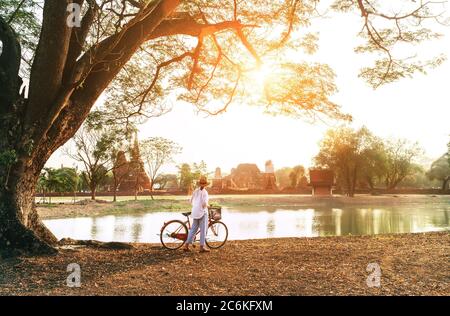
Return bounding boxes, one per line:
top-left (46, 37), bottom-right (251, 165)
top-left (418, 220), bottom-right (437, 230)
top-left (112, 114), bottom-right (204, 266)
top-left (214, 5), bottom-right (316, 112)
top-left (206, 221), bottom-right (228, 249)
top-left (160, 220), bottom-right (188, 250)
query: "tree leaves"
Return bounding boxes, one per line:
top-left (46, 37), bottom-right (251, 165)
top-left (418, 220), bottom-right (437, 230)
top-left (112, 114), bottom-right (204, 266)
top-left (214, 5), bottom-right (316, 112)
top-left (0, 0), bottom-right (41, 76)
top-left (332, 0), bottom-right (448, 88)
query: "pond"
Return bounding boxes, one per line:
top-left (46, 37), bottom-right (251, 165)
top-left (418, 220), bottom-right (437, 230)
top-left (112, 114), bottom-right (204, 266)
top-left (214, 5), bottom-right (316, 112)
top-left (43, 205), bottom-right (450, 243)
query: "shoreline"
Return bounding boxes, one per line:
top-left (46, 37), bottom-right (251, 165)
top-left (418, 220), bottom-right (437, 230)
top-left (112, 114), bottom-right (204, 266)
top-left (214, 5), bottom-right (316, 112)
top-left (37, 194), bottom-right (450, 220)
top-left (1, 232), bottom-right (448, 295)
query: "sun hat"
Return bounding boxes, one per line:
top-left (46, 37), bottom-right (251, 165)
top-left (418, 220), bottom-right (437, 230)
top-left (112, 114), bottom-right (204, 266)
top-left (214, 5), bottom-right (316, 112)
top-left (198, 175), bottom-right (209, 187)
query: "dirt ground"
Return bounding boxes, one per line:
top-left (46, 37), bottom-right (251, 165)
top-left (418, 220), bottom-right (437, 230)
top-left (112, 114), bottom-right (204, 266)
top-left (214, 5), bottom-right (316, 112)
top-left (1, 232), bottom-right (448, 296)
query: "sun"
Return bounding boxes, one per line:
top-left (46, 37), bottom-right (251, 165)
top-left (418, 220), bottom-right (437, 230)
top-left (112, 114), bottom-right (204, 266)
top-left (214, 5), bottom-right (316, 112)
top-left (247, 61), bottom-right (277, 92)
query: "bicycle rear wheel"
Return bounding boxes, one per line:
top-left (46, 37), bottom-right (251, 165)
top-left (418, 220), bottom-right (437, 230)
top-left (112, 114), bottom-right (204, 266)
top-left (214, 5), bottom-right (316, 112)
top-left (206, 221), bottom-right (228, 249)
top-left (160, 220), bottom-right (188, 250)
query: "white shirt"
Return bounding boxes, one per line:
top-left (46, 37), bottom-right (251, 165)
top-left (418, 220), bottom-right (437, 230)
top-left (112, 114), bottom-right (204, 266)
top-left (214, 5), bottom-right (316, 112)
top-left (190, 188), bottom-right (209, 219)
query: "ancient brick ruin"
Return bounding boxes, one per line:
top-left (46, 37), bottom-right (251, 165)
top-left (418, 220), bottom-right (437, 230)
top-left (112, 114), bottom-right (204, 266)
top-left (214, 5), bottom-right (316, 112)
top-left (113, 136), bottom-right (152, 192)
top-left (211, 160), bottom-right (278, 193)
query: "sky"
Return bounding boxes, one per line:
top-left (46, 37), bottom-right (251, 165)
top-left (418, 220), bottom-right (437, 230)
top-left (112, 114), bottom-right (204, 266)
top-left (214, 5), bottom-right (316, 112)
top-left (47, 3), bottom-right (450, 175)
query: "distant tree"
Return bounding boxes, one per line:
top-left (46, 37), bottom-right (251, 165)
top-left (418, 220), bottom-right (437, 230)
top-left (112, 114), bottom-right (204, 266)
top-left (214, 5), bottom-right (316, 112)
top-left (65, 124), bottom-right (123, 200)
top-left (359, 138), bottom-right (387, 190)
top-left (315, 126), bottom-right (381, 197)
top-left (427, 154), bottom-right (450, 191)
top-left (275, 167), bottom-right (293, 189)
top-left (43, 169), bottom-right (61, 204)
top-left (98, 170), bottom-right (114, 192)
top-left (400, 164), bottom-right (439, 189)
top-left (58, 167), bottom-right (79, 201)
top-left (289, 165), bottom-right (306, 188)
top-left (154, 174), bottom-right (179, 190)
top-left (140, 137), bottom-right (181, 199)
top-left (37, 169), bottom-right (59, 204)
top-left (192, 161), bottom-right (209, 178)
top-left (37, 167), bottom-right (78, 203)
top-left (384, 139), bottom-right (423, 189)
top-left (178, 163), bottom-right (194, 193)
top-left (178, 161), bottom-right (209, 193)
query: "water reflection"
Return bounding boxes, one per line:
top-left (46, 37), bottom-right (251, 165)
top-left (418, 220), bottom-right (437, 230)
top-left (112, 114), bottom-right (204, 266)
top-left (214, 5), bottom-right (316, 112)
top-left (43, 206), bottom-right (450, 243)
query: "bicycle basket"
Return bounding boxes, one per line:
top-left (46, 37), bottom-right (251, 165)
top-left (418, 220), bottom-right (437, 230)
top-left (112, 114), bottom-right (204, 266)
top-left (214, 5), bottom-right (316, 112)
top-left (208, 206), bottom-right (222, 220)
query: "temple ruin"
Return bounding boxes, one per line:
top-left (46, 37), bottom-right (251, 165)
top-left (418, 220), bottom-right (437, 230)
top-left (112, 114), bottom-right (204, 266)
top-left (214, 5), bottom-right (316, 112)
top-left (211, 160), bottom-right (278, 193)
top-left (113, 135), bottom-right (152, 192)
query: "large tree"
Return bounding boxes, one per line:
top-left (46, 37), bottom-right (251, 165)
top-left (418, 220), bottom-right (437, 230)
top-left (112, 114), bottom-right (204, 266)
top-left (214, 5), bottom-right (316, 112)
top-left (140, 136), bottom-right (181, 199)
top-left (0, 0), bottom-right (446, 255)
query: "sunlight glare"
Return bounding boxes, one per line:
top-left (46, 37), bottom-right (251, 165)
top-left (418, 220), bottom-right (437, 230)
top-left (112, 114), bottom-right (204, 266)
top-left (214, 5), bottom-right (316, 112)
top-left (248, 61), bottom-right (277, 92)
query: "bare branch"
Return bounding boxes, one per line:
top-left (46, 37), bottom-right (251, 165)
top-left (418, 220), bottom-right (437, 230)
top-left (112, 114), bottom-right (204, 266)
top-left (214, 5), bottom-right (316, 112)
top-left (197, 68), bottom-right (242, 116)
top-left (136, 51), bottom-right (193, 112)
top-left (355, 0), bottom-right (446, 87)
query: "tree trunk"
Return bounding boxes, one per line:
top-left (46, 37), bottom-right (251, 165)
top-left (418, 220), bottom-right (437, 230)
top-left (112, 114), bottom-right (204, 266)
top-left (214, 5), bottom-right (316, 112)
top-left (443, 177), bottom-right (449, 191)
top-left (0, 150), bottom-right (58, 257)
top-left (0, 1), bottom-right (180, 256)
top-left (345, 167), bottom-right (351, 197)
top-left (388, 177), bottom-right (403, 190)
top-left (90, 182), bottom-right (97, 200)
top-left (349, 167), bottom-right (357, 198)
top-left (113, 177), bottom-right (118, 202)
top-left (366, 177), bottom-right (374, 190)
top-left (149, 180), bottom-right (154, 200)
top-left (0, 16), bottom-right (57, 256)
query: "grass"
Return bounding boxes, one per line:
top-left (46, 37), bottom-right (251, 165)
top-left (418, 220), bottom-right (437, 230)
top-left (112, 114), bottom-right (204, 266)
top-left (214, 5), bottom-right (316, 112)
top-left (37, 198), bottom-right (192, 219)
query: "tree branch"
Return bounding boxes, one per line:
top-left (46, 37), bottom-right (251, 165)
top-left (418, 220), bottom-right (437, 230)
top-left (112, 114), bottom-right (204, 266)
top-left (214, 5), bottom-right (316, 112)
top-left (6, 0), bottom-right (27, 24)
top-left (31, 0), bottom-right (182, 164)
top-left (148, 18), bottom-right (258, 39)
top-left (197, 68), bottom-right (241, 115)
top-left (63, 0), bottom-right (99, 83)
top-left (25, 0), bottom-right (73, 126)
top-left (135, 51), bottom-right (193, 113)
top-left (0, 15), bottom-right (21, 111)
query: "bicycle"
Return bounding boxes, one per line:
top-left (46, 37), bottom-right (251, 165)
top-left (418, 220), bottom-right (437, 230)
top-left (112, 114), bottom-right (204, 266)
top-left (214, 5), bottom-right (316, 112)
top-left (160, 206), bottom-right (228, 250)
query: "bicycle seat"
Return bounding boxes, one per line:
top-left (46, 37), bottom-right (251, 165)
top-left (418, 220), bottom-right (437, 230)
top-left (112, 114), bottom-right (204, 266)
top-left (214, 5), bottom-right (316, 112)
top-left (182, 212), bottom-right (191, 217)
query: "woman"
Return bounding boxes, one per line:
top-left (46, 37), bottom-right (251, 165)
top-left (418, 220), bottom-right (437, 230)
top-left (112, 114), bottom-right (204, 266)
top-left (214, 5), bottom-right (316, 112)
top-left (183, 176), bottom-right (210, 252)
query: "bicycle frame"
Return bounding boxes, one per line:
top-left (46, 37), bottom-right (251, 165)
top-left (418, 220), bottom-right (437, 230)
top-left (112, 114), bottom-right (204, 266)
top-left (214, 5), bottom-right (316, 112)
top-left (183, 214), bottom-right (215, 242)
top-left (160, 210), bottom-right (227, 250)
